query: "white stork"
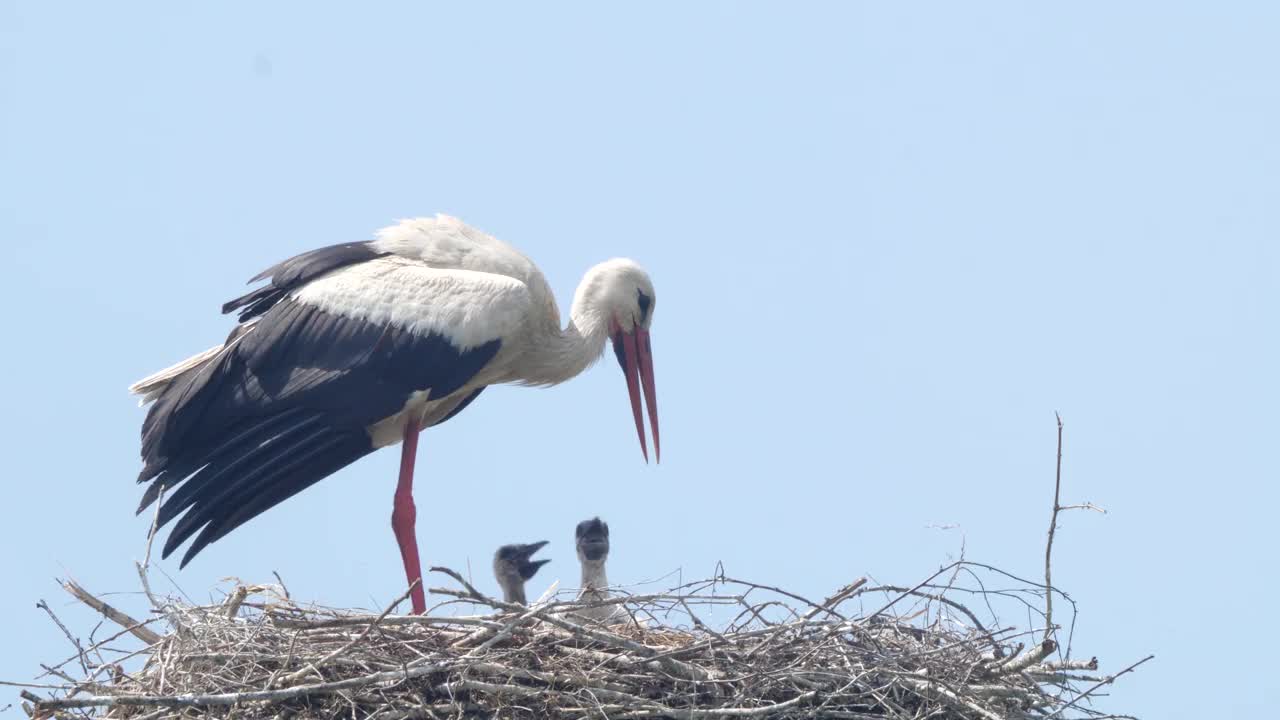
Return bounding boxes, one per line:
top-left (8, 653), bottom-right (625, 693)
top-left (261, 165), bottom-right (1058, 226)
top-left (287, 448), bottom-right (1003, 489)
top-left (129, 214), bottom-right (659, 615)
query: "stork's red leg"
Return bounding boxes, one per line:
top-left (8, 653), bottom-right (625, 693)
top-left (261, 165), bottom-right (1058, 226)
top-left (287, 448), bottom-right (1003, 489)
top-left (392, 416), bottom-right (427, 614)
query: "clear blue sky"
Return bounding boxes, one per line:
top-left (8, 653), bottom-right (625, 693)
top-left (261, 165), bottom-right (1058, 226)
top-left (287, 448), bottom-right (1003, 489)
top-left (1, 2), bottom-right (1275, 717)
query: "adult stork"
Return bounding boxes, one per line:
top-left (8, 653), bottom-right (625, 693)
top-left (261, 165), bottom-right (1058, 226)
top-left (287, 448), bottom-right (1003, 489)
top-left (129, 214), bottom-right (659, 615)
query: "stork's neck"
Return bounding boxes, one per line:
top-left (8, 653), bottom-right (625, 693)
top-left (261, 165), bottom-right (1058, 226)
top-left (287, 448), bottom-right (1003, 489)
top-left (503, 582), bottom-right (527, 606)
top-left (518, 302), bottom-right (611, 387)
top-left (579, 557), bottom-right (609, 592)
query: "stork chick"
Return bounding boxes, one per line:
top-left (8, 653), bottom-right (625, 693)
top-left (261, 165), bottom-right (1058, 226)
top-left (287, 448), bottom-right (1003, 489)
top-left (575, 517), bottom-right (620, 622)
top-left (492, 541), bottom-right (550, 606)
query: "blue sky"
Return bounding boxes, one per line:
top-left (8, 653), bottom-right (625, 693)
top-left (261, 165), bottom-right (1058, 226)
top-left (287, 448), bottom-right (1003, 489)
top-left (1, 2), bottom-right (1276, 717)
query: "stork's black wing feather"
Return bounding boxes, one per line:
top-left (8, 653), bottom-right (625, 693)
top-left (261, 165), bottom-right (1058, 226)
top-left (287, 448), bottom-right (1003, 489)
top-left (221, 242), bottom-right (388, 322)
top-left (138, 296), bottom-right (501, 566)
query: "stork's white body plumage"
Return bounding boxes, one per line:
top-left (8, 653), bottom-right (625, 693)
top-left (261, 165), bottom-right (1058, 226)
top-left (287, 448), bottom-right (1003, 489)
top-left (131, 214), bottom-right (659, 615)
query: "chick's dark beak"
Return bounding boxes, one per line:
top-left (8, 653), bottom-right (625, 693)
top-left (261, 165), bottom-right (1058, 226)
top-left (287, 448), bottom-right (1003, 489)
top-left (520, 558), bottom-right (550, 581)
top-left (513, 540), bottom-right (549, 580)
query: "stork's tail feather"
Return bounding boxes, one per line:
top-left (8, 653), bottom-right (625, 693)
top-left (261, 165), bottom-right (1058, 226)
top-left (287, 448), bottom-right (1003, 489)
top-left (128, 344), bottom-right (226, 406)
top-left (128, 323), bottom-right (258, 406)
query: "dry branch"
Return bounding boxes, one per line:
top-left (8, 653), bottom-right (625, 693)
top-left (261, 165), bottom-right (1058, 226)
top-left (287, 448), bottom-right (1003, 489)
top-left (59, 579), bottom-right (163, 646)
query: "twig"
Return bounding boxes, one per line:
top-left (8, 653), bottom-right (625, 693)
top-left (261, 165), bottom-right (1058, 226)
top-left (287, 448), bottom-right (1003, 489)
top-left (901, 677), bottom-right (1005, 720)
top-left (0, 681), bottom-right (75, 690)
top-left (858, 584), bottom-right (993, 640)
top-left (617, 691), bottom-right (816, 718)
top-left (541, 610), bottom-right (711, 682)
top-left (428, 566), bottom-right (488, 602)
top-left (1043, 655), bottom-right (1155, 719)
top-left (272, 570), bottom-right (291, 601)
top-left (59, 579), bottom-right (162, 645)
top-left (222, 586), bottom-right (250, 619)
top-left (35, 600), bottom-right (87, 676)
top-left (32, 661), bottom-right (455, 710)
top-left (136, 485), bottom-right (171, 624)
top-left (38, 618), bottom-right (162, 682)
top-left (1041, 657), bottom-right (1099, 672)
top-left (1059, 503), bottom-right (1107, 513)
top-left (860, 562), bottom-right (961, 625)
top-left (142, 484), bottom-right (164, 569)
top-left (280, 580), bottom-right (418, 685)
top-left (1045, 412), bottom-right (1063, 645)
top-left (994, 638), bottom-right (1057, 675)
top-left (801, 578), bottom-right (867, 621)
top-left (455, 602), bottom-right (546, 653)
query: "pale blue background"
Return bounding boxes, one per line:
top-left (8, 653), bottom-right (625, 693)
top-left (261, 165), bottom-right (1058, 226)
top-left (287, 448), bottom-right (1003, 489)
top-left (2, 3), bottom-right (1275, 717)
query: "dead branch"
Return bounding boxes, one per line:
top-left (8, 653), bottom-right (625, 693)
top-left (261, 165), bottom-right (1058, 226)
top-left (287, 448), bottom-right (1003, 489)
top-left (1045, 411), bottom-right (1065, 646)
top-left (58, 580), bottom-right (162, 645)
top-left (1044, 655), bottom-right (1155, 719)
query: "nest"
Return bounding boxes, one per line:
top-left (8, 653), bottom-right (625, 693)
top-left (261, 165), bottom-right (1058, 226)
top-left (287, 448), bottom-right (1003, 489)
top-left (16, 560), bottom-right (1146, 720)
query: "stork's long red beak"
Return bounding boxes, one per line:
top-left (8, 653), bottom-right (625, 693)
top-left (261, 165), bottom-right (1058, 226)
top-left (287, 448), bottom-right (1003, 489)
top-left (612, 325), bottom-right (660, 463)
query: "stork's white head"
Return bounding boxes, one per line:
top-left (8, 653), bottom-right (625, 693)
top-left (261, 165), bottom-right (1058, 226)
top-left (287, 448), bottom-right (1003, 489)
top-left (573, 259), bottom-right (656, 332)
top-left (574, 259), bottom-right (660, 463)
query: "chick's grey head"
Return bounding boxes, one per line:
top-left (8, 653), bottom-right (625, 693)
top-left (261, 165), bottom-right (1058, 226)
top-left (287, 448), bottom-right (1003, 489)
top-left (575, 517), bottom-right (610, 563)
top-left (493, 541), bottom-right (550, 582)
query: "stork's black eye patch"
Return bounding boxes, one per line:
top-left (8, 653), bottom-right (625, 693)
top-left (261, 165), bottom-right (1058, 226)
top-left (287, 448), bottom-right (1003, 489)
top-left (637, 290), bottom-right (652, 323)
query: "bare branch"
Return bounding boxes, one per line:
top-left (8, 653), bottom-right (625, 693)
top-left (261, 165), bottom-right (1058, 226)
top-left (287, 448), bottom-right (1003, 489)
top-left (1045, 412), bottom-right (1063, 646)
top-left (59, 579), bottom-right (162, 645)
top-left (1044, 655), bottom-right (1155, 719)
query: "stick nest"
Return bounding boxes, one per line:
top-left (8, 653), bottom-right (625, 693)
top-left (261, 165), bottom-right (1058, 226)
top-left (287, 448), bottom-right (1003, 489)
top-left (18, 562), bottom-right (1143, 720)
